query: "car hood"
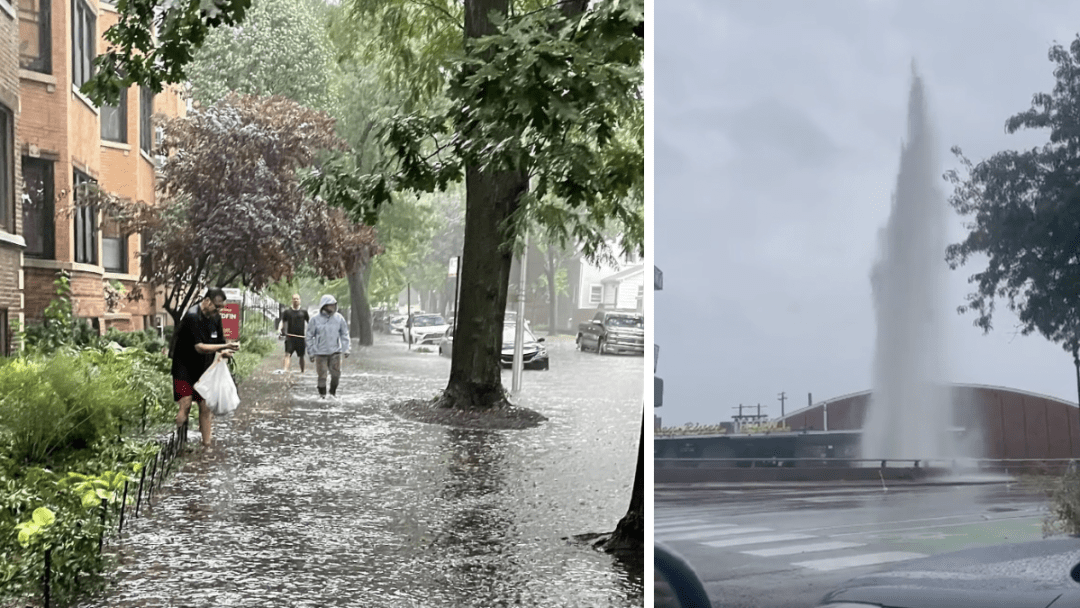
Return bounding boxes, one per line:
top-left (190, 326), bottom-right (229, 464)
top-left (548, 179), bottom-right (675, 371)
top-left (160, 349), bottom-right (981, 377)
top-left (820, 585), bottom-right (1080, 608)
top-left (501, 342), bottom-right (542, 353)
top-left (604, 326), bottom-right (644, 335)
top-left (413, 324), bottom-right (450, 334)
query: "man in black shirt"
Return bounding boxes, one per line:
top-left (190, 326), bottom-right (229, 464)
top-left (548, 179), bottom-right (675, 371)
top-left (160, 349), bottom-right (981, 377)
top-left (171, 287), bottom-right (239, 446)
top-left (278, 293), bottom-right (310, 375)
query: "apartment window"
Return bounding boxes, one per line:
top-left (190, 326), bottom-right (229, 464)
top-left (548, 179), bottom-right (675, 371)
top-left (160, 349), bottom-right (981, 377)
top-left (73, 170), bottom-right (97, 265)
top-left (101, 88), bottom-right (127, 142)
top-left (0, 309), bottom-right (8, 357)
top-left (589, 285), bottom-right (602, 305)
top-left (139, 87), bottom-right (153, 154)
top-left (102, 217), bottom-right (126, 273)
top-left (22, 157), bottom-right (54, 258)
top-left (71, 0), bottom-right (94, 88)
top-left (0, 107), bottom-right (12, 234)
top-left (637, 285), bottom-right (644, 300)
top-left (18, 0), bottom-right (51, 73)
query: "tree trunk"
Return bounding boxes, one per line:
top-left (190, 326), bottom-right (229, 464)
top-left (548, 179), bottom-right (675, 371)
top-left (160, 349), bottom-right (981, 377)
top-left (603, 412), bottom-right (644, 552)
top-left (545, 245), bottom-right (559, 336)
top-left (438, 165), bottom-right (528, 409)
top-left (348, 260), bottom-right (373, 346)
top-left (435, 0), bottom-right (526, 410)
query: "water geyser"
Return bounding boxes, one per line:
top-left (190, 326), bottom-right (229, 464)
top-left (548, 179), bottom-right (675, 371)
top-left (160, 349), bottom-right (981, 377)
top-left (861, 66), bottom-right (954, 461)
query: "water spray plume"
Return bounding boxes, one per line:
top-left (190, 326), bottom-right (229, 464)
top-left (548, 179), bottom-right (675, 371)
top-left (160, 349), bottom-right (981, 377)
top-left (861, 66), bottom-right (956, 462)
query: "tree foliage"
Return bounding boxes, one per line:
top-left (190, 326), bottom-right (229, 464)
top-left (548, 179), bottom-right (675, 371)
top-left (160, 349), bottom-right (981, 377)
top-left (109, 94), bottom-right (381, 323)
top-left (945, 36), bottom-right (1080, 357)
top-left (306, 0), bottom-right (645, 261)
top-left (185, 0), bottom-right (337, 112)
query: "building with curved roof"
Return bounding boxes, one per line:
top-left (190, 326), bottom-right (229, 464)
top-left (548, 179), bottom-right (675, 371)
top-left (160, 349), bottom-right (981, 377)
top-left (778, 384), bottom-right (1080, 459)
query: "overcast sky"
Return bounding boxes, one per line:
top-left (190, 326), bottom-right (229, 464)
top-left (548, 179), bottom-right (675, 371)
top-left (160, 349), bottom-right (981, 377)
top-left (655, 0), bottom-right (1080, 427)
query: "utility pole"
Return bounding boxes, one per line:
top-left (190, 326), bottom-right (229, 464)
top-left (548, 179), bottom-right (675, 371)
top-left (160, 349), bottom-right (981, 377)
top-left (778, 391), bottom-right (786, 418)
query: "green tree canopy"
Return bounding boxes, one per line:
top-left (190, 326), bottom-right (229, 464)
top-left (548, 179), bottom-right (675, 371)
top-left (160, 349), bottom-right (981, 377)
top-left (945, 36), bottom-right (1080, 359)
top-left (185, 0), bottom-right (337, 112)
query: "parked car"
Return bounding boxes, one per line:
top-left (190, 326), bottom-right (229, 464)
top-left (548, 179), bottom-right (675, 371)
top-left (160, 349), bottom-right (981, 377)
top-left (577, 310), bottom-right (645, 355)
top-left (500, 323), bottom-right (549, 370)
top-left (404, 314), bottom-right (450, 345)
top-left (387, 315), bottom-right (407, 335)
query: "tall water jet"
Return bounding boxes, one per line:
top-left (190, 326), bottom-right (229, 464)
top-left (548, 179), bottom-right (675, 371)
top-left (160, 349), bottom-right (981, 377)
top-left (861, 66), bottom-right (954, 462)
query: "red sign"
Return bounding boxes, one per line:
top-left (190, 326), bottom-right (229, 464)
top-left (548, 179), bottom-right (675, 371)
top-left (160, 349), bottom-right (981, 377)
top-left (220, 302), bottom-right (241, 340)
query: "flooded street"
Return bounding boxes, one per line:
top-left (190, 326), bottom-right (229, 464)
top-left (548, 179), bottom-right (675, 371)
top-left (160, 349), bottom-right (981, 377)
top-left (80, 333), bottom-right (643, 608)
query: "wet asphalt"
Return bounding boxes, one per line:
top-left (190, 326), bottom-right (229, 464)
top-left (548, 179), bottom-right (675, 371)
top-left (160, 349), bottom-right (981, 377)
top-left (657, 482), bottom-right (1080, 607)
top-left (79, 333), bottom-right (644, 608)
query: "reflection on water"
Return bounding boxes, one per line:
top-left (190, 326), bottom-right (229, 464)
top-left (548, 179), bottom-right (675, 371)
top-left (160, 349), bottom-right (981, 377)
top-left (79, 335), bottom-right (643, 607)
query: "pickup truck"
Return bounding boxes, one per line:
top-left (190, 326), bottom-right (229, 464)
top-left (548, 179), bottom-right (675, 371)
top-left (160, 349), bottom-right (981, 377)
top-left (577, 311), bottom-right (645, 355)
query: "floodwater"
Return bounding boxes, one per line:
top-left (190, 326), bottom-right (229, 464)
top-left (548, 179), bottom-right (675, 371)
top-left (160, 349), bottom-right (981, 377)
top-left (79, 334), bottom-right (644, 608)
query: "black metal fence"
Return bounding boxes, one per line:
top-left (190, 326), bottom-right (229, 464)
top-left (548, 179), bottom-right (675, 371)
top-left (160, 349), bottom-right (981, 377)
top-left (33, 421), bottom-right (191, 608)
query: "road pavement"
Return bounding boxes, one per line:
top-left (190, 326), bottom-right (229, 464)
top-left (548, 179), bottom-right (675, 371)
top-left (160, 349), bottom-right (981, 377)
top-left (655, 481), bottom-right (1067, 607)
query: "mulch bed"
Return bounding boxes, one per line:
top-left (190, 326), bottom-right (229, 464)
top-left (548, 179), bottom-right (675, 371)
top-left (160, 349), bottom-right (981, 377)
top-left (391, 399), bottom-right (547, 430)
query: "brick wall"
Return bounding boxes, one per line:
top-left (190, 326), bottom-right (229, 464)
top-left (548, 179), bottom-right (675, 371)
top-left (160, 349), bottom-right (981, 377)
top-left (0, 0), bottom-right (23, 352)
top-left (20, 0), bottom-right (184, 332)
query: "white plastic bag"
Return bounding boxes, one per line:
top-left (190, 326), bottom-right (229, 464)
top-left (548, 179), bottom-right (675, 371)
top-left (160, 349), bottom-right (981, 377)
top-left (193, 354), bottom-right (240, 416)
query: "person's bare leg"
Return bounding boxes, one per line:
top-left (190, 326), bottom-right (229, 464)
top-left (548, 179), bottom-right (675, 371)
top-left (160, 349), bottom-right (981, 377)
top-left (176, 395), bottom-right (193, 427)
top-left (283, 352), bottom-right (291, 373)
top-left (198, 401), bottom-right (213, 446)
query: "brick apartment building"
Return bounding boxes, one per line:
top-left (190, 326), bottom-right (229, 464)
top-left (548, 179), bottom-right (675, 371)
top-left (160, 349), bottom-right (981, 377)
top-left (17, 0), bottom-right (185, 334)
top-left (0, 0), bottom-right (21, 356)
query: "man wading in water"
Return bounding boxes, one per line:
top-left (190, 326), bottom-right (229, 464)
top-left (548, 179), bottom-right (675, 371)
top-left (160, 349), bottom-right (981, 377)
top-left (278, 293), bottom-right (310, 378)
top-left (171, 288), bottom-right (239, 446)
top-left (305, 294), bottom-right (350, 399)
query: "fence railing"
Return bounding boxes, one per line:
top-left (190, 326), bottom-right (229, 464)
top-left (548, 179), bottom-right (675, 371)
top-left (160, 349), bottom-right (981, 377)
top-left (28, 421), bottom-right (191, 608)
top-left (655, 457), bottom-right (1080, 473)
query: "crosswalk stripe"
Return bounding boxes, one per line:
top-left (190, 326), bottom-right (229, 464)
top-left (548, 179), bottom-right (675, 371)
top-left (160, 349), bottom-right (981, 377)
top-left (792, 552), bottom-right (927, 572)
top-left (653, 519), bottom-right (707, 528)
top-left (661, 526), bottom-right (772, 542)
top-left (654, 523), bottom-right (736, 534)
top-left (703, 533), bottom-right (816, 548)
top-left (741, 541), bottom-right (865, 557)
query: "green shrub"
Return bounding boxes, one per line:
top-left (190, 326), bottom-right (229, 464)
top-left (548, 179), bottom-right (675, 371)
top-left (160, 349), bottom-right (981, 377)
top-left (1044, 468), bottom-right (1080, 537)
top-left (102, 327), bottom-right (168, 355)
top-left (0, 353), bottom-right (138, 464)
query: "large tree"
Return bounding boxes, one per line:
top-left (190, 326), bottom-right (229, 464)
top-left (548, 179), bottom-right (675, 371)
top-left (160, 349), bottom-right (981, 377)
top-left (945, 36), bottom-right (1080, 403)
top-left (306, 0), bottom-right (644, 410)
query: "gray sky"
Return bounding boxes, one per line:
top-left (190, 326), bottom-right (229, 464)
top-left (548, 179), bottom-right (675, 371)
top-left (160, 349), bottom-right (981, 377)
top-left (655, 0), bottom-right (1080, 426)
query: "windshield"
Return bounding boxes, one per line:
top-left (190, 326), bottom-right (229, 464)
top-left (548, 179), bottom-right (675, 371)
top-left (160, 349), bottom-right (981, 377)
top-left (605, 315), bottom-right (643, 329)
top-left (502, 325), bottom-right (536, 344)
top-left (412, 315), bottom-right (446, 327)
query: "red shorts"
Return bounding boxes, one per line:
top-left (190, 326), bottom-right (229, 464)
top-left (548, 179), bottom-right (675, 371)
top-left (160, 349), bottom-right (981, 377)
top-left (173, 379), bottom-right (205, 403)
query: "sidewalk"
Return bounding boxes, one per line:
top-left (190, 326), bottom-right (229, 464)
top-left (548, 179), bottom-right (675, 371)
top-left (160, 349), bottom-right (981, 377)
top-left (79, 334), bottom-right (643, 608)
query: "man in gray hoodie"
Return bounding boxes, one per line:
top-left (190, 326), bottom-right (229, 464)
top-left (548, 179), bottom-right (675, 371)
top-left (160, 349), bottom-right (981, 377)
top-left (305, 294), bottom-right (351, 399)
